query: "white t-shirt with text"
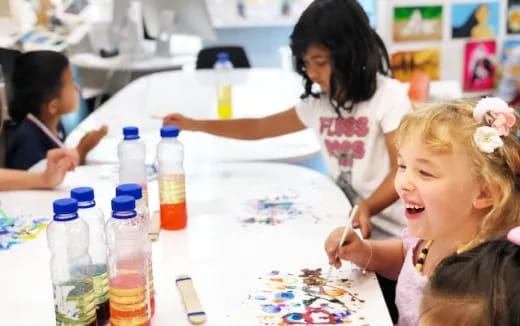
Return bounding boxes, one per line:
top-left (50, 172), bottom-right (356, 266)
top-left (295, 75), bottom-right (412, 234)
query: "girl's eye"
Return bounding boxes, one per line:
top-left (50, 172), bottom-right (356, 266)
top-left (398, 164), bottom-right (406, 170)
top-left (419, 170), bottom-right (434, 177)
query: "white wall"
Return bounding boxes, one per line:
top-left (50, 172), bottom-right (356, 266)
top-left (377, 0), bottom-right (518, 94)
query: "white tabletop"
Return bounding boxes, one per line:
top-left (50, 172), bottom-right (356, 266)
top-left (0, 162), bottom-right (392, 326)
top-left (65, 68), bottom-right (321, 164)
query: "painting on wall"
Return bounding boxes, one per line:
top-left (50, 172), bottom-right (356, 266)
top-left (393, 6), bottom-right (443, 42)
top-left (507, 0), bottom-right (520, 34)
top-left (463, 40), bottom-right (496, 92)
top-left (451, 2), bottom-right (500, 39)
top-left (391, 49), bottom-right (441, 82)
top-left (502, 40), bottom-right (520, 62)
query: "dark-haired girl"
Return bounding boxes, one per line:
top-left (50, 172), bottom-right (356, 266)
top-left (6, 50), bottom-right (107, 170)
top-left (163, 0), bottom-right (411, 237)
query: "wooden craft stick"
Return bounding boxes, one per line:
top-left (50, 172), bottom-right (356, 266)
top-left (176, 274), bottom-right (206, 324)
top-left (149, 210), bottom-right (160, 241)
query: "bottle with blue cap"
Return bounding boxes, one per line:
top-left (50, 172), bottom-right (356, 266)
top-left (115, 183), bottom-right (156, 315)
top-left (47, 198), bottom-right (97, 326)
top-left (117, 126), bottom-right (149, 208)
top-left (70, 187), bottom-right (109, 324)
top-left (214, 52), bottom-right (233, 119)
top-left (105, 195), bottom-right (151, 325)
top-left (156, 125), bottom-right (187, 230)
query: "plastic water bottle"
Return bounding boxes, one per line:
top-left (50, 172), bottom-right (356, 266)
top-left (47, 198), bottom-right (97, 326)
top-left (115, 183), bottom-right (155, 316)
top-left (70, 187), bottom-right (110, 324)
top-left (214, 52), bottom-right (233, 119)
top-left (118, 126), bottom-right (149, 208)
top-left (156, 126), bottom-right (187, 230)
top-left (106, 195), bottom-right (151, 326)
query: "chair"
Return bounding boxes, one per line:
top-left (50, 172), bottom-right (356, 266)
top-left (0, 48), bottom-right (22, 109)
top-left (196, 46), bottom-right (251, 69)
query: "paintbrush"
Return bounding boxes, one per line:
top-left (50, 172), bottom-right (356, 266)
top-left (324, 205), bottom-right (359, 284)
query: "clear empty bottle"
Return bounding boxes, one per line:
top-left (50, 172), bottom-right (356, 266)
top-left (71, 187), bottom-right (110, 325)
top-left (47, 198), bottom-right (97, 326)
top-left (156, 126), bottom-right (187, 230)
top-left (115, 184), bottom-right (155, 316)
top-left (118, 126), bottom-right (149, 208)
top-left (214, 52), bottom-right (233, 119)
top-left (106, 195), bottom-right (150, 326)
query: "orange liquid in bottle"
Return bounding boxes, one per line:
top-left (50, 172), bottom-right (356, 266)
top-left (160, 202), bottom-right (187, 230)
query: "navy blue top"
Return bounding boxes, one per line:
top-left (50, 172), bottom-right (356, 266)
top-left (6, 117), bottom-right (65, 170)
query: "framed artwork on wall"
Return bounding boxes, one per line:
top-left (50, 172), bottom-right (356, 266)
top-left (451, 2), bottom-right (499, 39)
top-left (463, 40), bottom-right (496, 91)
top-left (393, 6), bottom-right (443, 42)
top-left (391, 48), bottom-right (441, 82)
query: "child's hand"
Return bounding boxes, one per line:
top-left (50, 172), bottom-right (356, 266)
top-left (325, 227), bottom-right (368, 269)
top-left (40, 148), bottom-right (79, 188)
top-left (351, 201), bottom-right (372, 239)
top-left (163, 113), bottom-right (197, 130)
top-left (76, 125), bottom-right (108, 164)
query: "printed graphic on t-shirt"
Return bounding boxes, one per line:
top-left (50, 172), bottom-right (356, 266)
top-left (320, 116), bottom-right (368, 204)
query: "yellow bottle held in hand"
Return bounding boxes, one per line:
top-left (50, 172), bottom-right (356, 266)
top-left (214, 52), bottom-right (233, 119)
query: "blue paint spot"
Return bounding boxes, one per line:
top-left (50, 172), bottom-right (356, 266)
top-left (254, 295), bottom-right (267, 300)
top-left (275, 292), bottom-right (295, 301)
top-left (285, 313), bottom-right (303, 322)
top-left (262, 304), bottom-right (282, 314)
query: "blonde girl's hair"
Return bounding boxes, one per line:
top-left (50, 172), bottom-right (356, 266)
top-left (395, 99), bottom-right (520, 243)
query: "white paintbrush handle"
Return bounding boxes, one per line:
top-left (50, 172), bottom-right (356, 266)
top-left (176, 274), bottom-right (206, 324)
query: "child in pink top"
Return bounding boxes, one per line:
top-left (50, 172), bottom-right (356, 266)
top-left (325, 98), bottom-right (520, 326)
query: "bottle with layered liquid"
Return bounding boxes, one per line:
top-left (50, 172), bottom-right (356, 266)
top-left (156, 126), bottom-right (187, 230)
top-left (106, 195), bottom-right (151, 326)
top-left (47, 198), bottom-right (97, 326)
top-left (71, 187), bottom-right (110, 324)
top-left (116, 183), bottom-right (155, 316)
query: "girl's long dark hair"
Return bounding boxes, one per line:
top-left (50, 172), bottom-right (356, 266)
top-left (290, 0), bottom-right (391, 117)
top-left (9, 51), bottom-right (69, 123)
top-left (452, 6), bottom-right (480, 38)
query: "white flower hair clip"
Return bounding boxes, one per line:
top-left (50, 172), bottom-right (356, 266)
top-left (473, 97), bottom-right (516, 153)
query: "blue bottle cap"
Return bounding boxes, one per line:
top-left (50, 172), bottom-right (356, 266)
top-left (116, 183), bottom-right (143, 200)
top-left (111, 195), bottom-right (136, 212)
top-left (160, 126), bottom-right (179, 138)
top-left (53, 198), bottom-right (78, 220)
top-left (70, 187), bottom-right (94, 202)
top-left (123, 126), bottom-right (140, 140)
top-left (216, 52), bottom-right (230, 62)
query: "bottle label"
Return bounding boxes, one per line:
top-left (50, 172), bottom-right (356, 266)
top-left (159, 174), bottom-right (186, 204)
top-left (54, 280), bottom-right (97, 325)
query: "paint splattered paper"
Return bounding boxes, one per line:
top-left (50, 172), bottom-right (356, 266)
top-left (244, 268), bottom-right (374, 325)
top-left (0, 212), bottom-right (49, 250)
top-left (239, 193), bottom-right (316, 226)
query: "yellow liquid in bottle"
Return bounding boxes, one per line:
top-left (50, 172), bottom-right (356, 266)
top-left (217, 84), bottom-right (232, 119)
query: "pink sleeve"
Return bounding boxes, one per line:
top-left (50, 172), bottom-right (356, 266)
top-left (400, 228), bottom-right (419, 252)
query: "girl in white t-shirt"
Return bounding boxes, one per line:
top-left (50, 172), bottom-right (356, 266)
top-left (163, 0), bottom-right (412, 237)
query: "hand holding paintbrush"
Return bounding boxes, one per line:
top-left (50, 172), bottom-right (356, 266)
top-left (324, 205), bottom-right (359, 283)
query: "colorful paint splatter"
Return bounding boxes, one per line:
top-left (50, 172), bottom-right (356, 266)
top-left (245, 269), bottom-right (372, 325)
top-left (239, 193), bottom-right (317, 226)
top-left (0, 209), bottom-right (49, 250)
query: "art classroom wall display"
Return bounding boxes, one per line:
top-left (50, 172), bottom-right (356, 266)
top-left (393, 6), bottom-right (443, 42)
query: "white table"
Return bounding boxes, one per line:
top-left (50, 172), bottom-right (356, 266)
top-left (65, 68), bottom-right (321, 164)
top-left (0, 162), bottom-right (392, 326)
